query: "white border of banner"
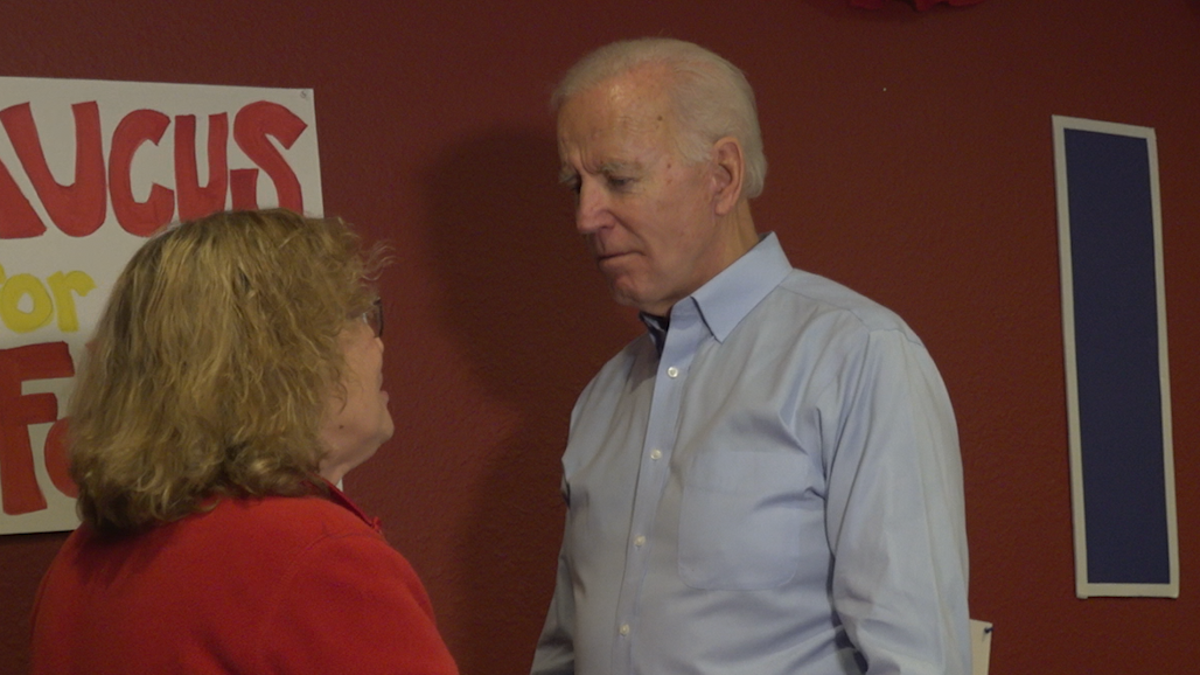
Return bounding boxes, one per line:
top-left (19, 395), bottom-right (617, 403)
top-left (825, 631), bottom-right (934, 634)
top-left (1053, 115), bottom-right (1178, 598)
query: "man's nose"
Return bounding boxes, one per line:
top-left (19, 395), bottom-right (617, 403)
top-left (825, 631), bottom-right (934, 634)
top-left (575, 182), bottom-right (606, 234)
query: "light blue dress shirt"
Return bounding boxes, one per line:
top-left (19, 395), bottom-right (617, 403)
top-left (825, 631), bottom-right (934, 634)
top-left (532, 233), bottom-right (970, 675)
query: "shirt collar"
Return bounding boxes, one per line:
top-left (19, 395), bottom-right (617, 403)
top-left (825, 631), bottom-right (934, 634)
top-left (687, 232), bottom-right (792, 343)
top-left (639, 312), bottom-right (670, 356)
top-left (320, 478), bottom-right (384, 533)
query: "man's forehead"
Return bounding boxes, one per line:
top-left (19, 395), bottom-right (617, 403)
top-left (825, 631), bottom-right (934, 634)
top-left (559, 70), bottom-right (673, 135)
top-left (556, 116), bottom-right (662, 174)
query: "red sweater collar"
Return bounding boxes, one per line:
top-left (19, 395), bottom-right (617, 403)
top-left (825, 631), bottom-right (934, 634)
top-left (319, 479), bottom-right (384, 534)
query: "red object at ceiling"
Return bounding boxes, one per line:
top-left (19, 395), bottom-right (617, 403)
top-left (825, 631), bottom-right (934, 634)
top-left (851, 0), bottom-right (986, 9)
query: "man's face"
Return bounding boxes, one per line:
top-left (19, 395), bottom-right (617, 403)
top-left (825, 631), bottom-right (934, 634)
top-left (557, 71), bottom-right (726, 316)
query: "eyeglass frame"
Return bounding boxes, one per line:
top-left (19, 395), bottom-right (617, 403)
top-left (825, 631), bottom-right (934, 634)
top-left (361, 298), bottom-right (384, 338)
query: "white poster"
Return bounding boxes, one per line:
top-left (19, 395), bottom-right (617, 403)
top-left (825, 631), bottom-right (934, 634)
top-left (0, 77), bottom-right (323, 534)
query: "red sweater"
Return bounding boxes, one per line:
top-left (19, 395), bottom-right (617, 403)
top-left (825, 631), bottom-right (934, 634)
top-left (31, 486), bottom-right (459, 674)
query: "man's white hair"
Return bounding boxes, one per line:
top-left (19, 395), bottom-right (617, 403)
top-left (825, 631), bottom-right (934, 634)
top-left (553, 37), bottom-right (767, 199)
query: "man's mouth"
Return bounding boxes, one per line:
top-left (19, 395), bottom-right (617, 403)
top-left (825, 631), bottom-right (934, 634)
top-left (596, 251), bottom-right (631, 263)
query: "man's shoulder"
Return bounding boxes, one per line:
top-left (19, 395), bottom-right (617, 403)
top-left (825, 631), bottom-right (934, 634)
top-left (591, 332), bottom-right (655, 374)
top-left (769, 267), bottom-right (914, 336)
top-left (568, 333), bottom-right (655, 414)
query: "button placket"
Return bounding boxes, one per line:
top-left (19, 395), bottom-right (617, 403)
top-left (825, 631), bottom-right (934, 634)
top-left (612, 298), bottom-right (708, 673)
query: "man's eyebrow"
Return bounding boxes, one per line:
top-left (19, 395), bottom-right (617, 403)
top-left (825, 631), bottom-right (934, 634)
top-left (560, 160), bottom-right (641, 181)
top-left (598, 161), bottom-right (638, 175)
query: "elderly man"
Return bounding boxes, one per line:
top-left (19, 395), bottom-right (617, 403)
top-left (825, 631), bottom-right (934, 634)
top-left (532, 38), bottom-right (970, 675)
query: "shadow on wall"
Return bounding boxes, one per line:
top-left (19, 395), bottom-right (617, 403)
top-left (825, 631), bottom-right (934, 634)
top-left (422, 128), bottom-right (639, 673)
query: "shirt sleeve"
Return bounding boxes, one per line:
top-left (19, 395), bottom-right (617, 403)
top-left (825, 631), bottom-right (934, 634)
top-left (260, 529), bottom-right (460, 675)
top-left (822, 328), bottom-right (971, 674)
top-left (530, 502), bottom-right (576, 674)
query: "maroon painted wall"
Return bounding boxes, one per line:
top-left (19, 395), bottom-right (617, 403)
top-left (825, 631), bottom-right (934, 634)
top-left (3, 1), bottom-right (1198, 672)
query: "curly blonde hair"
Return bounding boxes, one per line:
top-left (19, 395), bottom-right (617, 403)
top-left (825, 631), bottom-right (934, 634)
top-left (69, 209), bottom-right (383, 534)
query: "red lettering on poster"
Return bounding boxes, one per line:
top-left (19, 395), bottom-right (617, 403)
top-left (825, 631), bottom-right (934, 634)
top-left (0, 102), bottom-right (106, 237)
top-left (0, 154), bottom-right (45, 239)
top-left (109, 109), bottom-right (176, 236)
top-left (0, 97), bottom-right (309, 240)
top-left (175, 113), bottom-right (229, 221)
top-left (229, 168), bottom-right (260, 210)
top-left (233, 101), bottom-right (305, 212)
top-left (0, 342), bottom-right (74, 515)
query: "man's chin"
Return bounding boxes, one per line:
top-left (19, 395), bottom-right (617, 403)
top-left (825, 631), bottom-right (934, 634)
top-left (607, 284), bottom-right (644, 309)
top-left (604, 275), bottom-right (663, 313)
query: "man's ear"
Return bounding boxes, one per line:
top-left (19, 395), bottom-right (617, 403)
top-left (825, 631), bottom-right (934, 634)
top-left (709, 137), bottom-right (745, 216)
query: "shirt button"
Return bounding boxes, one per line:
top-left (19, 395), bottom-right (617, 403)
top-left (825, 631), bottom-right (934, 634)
top-left (650, 449), bottom-right (662, 461)
top-left (666, 366), bottom-right (679, 378)
top-left (619, 624), bottom-right (630, 636)
top-left (634, 535), bottom-right (646, 547)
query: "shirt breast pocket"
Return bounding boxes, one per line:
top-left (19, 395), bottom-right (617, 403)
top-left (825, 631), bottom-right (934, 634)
top-left (678, 450), bottom-right (808, 590)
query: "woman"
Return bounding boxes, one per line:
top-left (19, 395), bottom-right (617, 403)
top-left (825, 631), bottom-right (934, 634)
top-left (31, 209), bottom-right (458, 674)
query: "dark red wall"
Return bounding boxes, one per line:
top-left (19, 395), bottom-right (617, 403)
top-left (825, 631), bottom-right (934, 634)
top-left (3, 1), bottom-right (1198, 673)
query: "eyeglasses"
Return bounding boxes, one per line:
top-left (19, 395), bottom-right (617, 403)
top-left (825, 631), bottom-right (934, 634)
top-left (361, 298), bottom-right (384, 338)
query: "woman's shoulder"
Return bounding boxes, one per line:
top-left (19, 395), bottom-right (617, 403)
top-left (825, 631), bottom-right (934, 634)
top-left (204, 493), bottom-right (382, 544)
top-left (166, 493), bottom-right (416, 595)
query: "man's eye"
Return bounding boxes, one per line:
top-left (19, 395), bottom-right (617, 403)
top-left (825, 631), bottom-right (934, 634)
top-left (607, 176), bottom-right (632, 190)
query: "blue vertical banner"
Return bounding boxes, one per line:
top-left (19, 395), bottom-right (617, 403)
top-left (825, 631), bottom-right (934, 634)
top-left (1053, 116), bottom-right (1178, 598)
